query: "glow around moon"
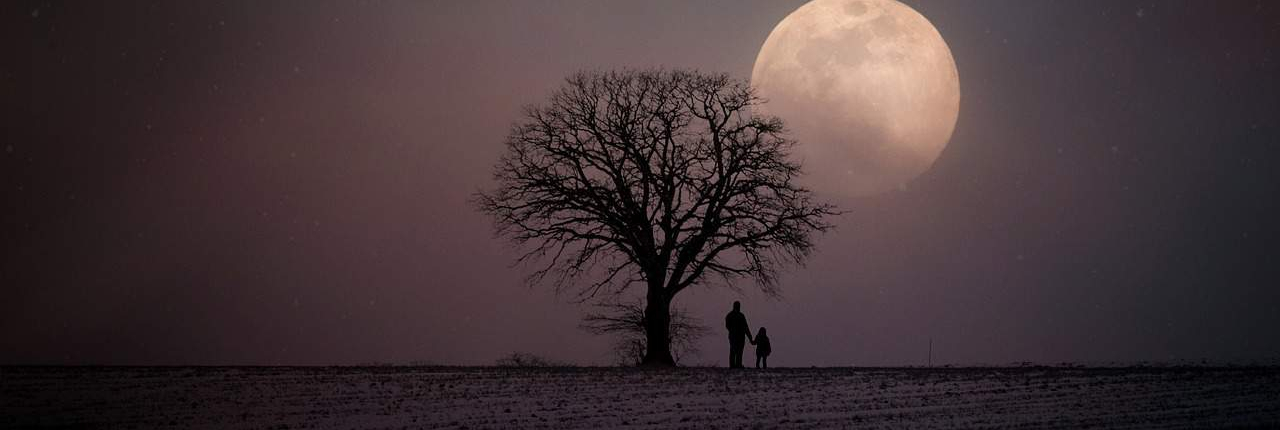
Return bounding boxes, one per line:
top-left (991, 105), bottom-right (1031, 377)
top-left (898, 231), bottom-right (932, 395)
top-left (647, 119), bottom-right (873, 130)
top-left (752, 0), bottom-right (959, 197)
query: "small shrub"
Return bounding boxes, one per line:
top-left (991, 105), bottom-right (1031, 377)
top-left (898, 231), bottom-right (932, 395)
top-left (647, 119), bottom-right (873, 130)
top-left (494, 352), bottom-right (566, 367)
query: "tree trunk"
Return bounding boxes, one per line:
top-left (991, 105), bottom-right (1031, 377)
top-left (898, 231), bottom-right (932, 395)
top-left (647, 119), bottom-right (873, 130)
top-left (640, 288), bottom-right (675, 367)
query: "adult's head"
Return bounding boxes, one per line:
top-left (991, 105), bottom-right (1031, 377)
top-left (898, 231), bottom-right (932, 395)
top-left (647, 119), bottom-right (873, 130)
top-left (733, 301), bottom-right (741, 311)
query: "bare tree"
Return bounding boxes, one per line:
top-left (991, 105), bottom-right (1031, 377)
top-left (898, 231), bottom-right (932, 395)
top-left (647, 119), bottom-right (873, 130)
top-left (580, 301), bottom-right (709, 366)
top-left (475, 69), bottom-right (836, 366)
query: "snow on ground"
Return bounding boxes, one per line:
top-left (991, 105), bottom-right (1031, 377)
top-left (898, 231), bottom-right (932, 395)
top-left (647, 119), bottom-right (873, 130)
top-left (3, 366), bottom-right (1279, 429)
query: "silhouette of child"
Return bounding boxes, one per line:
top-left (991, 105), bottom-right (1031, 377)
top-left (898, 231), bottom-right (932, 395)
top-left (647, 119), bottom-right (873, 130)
top-left (753, 327), bottom-right (771, 369)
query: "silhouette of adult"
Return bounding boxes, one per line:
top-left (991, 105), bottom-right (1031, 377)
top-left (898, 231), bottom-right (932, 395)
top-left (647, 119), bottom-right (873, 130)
top-left (725, 301), bottom-right (753, 368)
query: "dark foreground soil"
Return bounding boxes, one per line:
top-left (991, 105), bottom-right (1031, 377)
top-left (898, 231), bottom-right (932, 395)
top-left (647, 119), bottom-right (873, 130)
top-left (3, 366), bottom-right (1279, 429)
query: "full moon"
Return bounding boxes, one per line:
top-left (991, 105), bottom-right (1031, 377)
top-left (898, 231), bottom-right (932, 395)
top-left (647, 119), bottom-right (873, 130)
top-left (752, 0), bottom-right (960, 197)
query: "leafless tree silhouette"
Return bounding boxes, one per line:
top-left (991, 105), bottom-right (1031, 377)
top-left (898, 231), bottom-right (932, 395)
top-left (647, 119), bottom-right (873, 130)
top-left (475, 69), bottom-right (837, 366)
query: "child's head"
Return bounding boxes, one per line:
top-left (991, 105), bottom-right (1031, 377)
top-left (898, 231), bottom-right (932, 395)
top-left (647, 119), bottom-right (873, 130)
top-left (757, 327), bottom-right (767, 336)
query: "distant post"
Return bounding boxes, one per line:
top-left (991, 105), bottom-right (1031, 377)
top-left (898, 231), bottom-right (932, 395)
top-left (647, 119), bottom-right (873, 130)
top-left (928, 337), bottom-right (932, 368)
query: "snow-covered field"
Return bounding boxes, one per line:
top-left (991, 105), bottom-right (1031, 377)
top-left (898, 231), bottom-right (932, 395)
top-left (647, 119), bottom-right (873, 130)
top-left (3, 366), bottom-right (1278, 429)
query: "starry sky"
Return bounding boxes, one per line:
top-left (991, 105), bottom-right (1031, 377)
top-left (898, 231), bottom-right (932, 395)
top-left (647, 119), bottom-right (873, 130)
top-left (4, 1), bottom-right (1279, 366)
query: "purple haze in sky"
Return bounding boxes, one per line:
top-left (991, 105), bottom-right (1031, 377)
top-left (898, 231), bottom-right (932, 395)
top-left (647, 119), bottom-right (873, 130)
top-left (4, 1), bottom-right (1280, 366)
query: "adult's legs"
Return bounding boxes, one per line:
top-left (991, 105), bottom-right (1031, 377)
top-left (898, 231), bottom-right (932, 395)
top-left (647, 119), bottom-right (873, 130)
top-left (729, 337), bottom-right (744, 368)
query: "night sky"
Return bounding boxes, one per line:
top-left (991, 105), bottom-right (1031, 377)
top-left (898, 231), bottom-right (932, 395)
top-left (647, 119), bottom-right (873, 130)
top-left (5, 1), bottom-right (1280, 366)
